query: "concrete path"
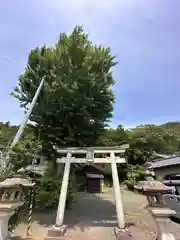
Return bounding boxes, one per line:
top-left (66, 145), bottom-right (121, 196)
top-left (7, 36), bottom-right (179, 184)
top-left (15, 189), bottom-right (117, 240)
top-left (14, 188), bottom-right (180, 240)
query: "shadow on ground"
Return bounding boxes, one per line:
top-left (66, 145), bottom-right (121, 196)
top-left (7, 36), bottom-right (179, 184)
top-left (170, 216), bottom-right (180, 225)
top-left (15, 188), bottom-right (180, 240)
top-left (30, 191), bottom-right (117, 232)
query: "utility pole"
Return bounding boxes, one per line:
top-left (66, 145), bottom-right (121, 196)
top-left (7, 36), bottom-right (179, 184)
top-left (10, 77), bottom-right (45, 149)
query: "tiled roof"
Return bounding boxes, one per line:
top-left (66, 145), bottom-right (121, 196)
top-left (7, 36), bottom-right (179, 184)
top-left (89, 163), bottom-right (104, 172)
top-left (149, 155), bottom-right (180, 169)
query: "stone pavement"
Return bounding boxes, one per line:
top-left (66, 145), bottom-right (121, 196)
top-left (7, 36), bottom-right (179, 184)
top-left (14, 188), bottom-right (180, 240)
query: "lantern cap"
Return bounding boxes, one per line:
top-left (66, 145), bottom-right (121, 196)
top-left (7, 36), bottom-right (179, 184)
top-left (143, 180), bottom-right (173, 193)
top-left (0, 168), bottom-right (35, 188)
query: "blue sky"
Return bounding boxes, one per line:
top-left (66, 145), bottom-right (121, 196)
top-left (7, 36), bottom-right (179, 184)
top-left (0, 0), bottom-right (180, 128)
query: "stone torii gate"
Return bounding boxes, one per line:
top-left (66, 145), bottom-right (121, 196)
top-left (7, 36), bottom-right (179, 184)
top-left (45, 144), bottom-right (130, 240)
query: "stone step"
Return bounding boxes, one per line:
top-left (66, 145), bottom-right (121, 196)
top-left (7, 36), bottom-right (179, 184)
top-left (44, 237), bottom-right (64, 240)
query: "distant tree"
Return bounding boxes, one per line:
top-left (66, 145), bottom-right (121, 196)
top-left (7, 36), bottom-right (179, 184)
top-left (98, 125), bottom-right (128, 146)
top-left (0, 122), bottom-right (18, 149)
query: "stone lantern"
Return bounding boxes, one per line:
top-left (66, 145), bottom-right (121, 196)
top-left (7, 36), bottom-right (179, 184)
top-left (143, 180), bottom-right (176, 240)
top-left (0, 168), bottom-right (34, 240)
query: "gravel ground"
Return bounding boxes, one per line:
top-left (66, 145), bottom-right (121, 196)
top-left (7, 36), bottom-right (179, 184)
top-left (14, 188), bottom-right (180, 240)
top-left (122, 189), bottom-right (180, 240)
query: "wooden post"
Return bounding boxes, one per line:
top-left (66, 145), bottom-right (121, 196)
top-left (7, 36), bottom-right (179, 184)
top-left (26, 188), bottom-right (34, 238)
top-left (55, 152), bottom-right (71, 227)
top-left (110, 152), bottom-right (125, 229)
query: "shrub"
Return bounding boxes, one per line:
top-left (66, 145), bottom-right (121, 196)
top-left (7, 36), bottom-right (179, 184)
top-left (34, 164), bottom-right (77, 211)
top-left (124, 165), bottom-right (145, 191)
top-left (0, 158), bottom-right (77, 232)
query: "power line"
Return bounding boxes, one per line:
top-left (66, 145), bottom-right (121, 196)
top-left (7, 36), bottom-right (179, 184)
top-left (2, 56), bottom-right (16, 64)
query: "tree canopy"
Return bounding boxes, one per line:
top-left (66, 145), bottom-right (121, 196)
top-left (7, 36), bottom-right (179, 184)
top-left (12, 26), bottom-right (116, 150)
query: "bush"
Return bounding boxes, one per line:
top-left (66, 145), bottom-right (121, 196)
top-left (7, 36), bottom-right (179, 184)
top-left (103, 163), bottom-right (128, 187)
top-left (8, 209), bottom-right (22, 233)
top-left (103, 163), bottom-right (112, 187)
top-left (0, 164), bottom-right (15, 181)
top-left (0, 159), bottom-right (77, 232)
top-left (34, 164), bottom-right (77, 211)
top-left (124, 165), bottom-right (145, 191)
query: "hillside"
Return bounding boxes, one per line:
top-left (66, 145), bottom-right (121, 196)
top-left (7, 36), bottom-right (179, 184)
top-left (0, 122), bottom-right (35, 150)
top-left (131, 121), bottom-right (180, 154)
top-left (160, 121), bottom-right (180, 139)
top-left (135, 121), bottom-right (180, 137)
top-left (1, 121), bottom-right (180, 155)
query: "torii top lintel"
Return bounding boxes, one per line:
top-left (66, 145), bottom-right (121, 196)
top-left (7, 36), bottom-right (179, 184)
top-left (56, 144), bottom-right (129, 164)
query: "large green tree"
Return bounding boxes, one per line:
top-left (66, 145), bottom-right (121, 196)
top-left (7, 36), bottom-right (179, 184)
top-left (12, 26), bottom-right (116, 149)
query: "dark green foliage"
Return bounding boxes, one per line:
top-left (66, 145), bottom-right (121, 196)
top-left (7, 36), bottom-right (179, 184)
top-left (34, 166), bottom-right (76, 211)
top-left (103, 163), bottom-right (112, 186)
top-left (97, 125), bottom-right (128, 146)
top-left (0, 122), bottom-right (18, 149)
top-left (124, 165), bottom-right (145, 191)
top-left (8, 210), bottom-right (22, 233)
top-left (12, 26), bottom-right (116, 149)
top-left (34, 175), bottom-right (63, 210)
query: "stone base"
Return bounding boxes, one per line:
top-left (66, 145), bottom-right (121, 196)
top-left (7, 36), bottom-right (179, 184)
top-left (9, 236), bottom-right (35, 240)
top-left (23, 238), bottom-right (36, 240)
top-left (114, 227), bottom-right (133, 240)
top-left (150, 207), bottom-right (176, 218)
top-left (113, 225), bottom-right (142, 240)
top-left (44, 225), bottom-right (67, 240)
